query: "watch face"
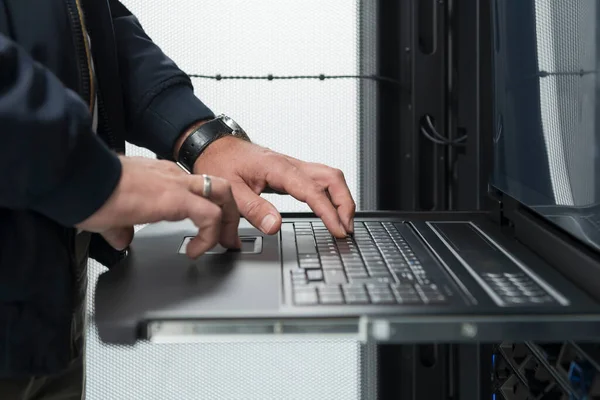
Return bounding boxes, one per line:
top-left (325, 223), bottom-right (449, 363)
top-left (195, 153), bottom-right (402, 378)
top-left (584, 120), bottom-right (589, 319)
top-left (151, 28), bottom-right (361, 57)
top-left (219, 114), bottom-right (248, 138)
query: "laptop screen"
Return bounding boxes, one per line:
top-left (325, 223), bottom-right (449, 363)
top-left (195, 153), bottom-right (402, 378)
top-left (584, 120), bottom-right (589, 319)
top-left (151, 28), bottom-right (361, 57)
top-left (490, 0), bottom-right (600, 251)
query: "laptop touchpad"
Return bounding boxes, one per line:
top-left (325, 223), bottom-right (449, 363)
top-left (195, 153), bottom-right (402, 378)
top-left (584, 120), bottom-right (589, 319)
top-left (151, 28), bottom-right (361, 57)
top-left (178, 236), bottom-right (263, 255)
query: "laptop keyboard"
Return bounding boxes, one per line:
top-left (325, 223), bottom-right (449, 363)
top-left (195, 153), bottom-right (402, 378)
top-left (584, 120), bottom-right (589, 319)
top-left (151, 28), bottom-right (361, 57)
top-left (291, 221), bottom-right (449, 306)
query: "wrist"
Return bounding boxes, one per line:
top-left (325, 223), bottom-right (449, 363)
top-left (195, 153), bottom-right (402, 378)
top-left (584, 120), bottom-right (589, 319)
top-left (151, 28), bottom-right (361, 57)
top-left (172, 119), bottom-right (211, 160)
top-left (175, 114), bottom-right (251, 173)
top-left (191, 136), bottom-right (244, 173)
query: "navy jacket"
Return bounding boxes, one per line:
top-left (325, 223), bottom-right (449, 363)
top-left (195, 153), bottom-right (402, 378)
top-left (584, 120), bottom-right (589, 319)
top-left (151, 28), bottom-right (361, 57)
top-left (0, 0), bottom-right (214, 376)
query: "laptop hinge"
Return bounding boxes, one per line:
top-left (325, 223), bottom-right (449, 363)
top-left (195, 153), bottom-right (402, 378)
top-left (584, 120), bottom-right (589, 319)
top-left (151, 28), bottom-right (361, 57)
top-left (501, 196), bottom-right (600, 303)
top-left (486, 185), bottom-right (507, 226)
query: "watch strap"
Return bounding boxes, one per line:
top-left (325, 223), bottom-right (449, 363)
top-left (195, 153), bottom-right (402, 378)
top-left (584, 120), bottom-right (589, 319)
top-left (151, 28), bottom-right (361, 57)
top-left (177, 118), bottom-right (232, 172)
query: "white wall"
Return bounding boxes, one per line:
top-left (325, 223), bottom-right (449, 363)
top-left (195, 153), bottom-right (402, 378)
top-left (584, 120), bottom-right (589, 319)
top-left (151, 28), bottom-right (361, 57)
top-left (86, 1), bottom-right (364, 398)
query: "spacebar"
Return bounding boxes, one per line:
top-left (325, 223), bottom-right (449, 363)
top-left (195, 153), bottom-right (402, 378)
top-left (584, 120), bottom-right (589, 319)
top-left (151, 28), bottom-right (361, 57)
top-left (296, 235), bottom-right (317, 254)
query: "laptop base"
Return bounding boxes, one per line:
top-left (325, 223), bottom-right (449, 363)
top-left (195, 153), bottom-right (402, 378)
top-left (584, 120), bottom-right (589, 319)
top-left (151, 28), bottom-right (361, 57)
top-left (94, 212), bottom-right (600, 345)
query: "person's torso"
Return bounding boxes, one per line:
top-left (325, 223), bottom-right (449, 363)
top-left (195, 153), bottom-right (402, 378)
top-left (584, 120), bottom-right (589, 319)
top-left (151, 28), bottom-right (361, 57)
top-left (1, 0), bottom-right (95, 109)
top-left (0, 0), bottom-right (101, 377)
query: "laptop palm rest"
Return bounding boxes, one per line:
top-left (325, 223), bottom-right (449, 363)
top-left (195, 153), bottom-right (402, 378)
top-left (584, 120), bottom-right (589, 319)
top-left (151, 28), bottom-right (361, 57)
top-left (94, 220), bottom-right (281, 345)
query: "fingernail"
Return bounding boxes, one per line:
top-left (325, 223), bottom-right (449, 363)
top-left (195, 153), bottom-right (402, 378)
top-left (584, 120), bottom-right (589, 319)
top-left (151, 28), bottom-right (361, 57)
top-left (339, 222), bottom-right (348, 237)
top-left (348, 218), bottom-right (354, 233)
top-left (261, 214), bottom-right (277, 233)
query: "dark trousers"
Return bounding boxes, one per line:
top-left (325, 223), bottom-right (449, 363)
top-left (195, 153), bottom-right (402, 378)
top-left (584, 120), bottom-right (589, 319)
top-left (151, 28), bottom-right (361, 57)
top-left (0, 358), bottom-right (84, 400)
top-left (0, 233), bottom-right (90, 400)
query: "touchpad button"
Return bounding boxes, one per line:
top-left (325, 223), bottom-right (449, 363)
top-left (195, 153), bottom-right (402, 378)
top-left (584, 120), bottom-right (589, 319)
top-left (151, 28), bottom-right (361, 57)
top-left (178, 236), bottom-right (263, 255)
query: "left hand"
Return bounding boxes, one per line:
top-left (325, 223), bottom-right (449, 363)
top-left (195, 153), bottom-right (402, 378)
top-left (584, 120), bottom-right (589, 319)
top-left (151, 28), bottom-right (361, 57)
top-left (193, 136), bottom-right (356, 238)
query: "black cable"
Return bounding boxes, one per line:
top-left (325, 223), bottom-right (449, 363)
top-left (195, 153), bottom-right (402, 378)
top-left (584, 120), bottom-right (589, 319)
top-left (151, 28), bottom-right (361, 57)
top-left (187, 73), bottom-right (403, 85)
top-left (419, 115), bottom-right (467, 146)
top-left (425, 115), bottom-right (467, 144)
top-left (420, 126), bottom-right (450, 145)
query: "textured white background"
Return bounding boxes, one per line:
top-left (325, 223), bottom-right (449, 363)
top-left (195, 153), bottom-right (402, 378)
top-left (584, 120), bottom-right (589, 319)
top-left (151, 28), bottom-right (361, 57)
top-left (86, 1), bottom-right (366, 399)
top-left (534, 0), bottom-right (598, 206)
top-left (118, 0), bottom-right (361, 211)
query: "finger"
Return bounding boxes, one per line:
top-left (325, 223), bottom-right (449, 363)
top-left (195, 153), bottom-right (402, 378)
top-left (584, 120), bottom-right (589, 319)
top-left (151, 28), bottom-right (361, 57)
top-left (187, 175), bottom-right (241, 249)
top-left (296, 163), bottom-right (356, 233)
top-left (266, 160), bottom-right (347, 238)
top-left (184, 196), bottom-right (223, 258)
top-left (101, 226), bottom-right (134, 250)
top-left (155, 159), bottom-right (188, 175)
top-left (232, 181), bottom-right (282, 235)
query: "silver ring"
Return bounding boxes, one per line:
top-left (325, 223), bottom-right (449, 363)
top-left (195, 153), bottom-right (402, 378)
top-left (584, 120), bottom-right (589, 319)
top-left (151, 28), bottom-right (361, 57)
top-left (202, 174), bottom-right (212, 198)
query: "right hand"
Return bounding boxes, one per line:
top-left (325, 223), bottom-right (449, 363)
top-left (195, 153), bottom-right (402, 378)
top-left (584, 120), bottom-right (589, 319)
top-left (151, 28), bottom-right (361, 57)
top-left (75, 156), bottom-right (241, 258)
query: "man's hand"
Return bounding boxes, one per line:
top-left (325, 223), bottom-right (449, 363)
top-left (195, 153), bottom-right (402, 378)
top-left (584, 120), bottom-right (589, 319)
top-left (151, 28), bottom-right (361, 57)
top-left (191, 136), bottom-right (356, 238)
top-left (76, 156), bottom-right (241, 258)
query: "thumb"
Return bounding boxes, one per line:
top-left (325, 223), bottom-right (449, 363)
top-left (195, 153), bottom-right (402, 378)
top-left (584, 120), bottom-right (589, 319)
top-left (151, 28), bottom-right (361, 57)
top-left (233, 182), bottom-right (281, 234)
top-left (101, 226), bottom-right (135, 251)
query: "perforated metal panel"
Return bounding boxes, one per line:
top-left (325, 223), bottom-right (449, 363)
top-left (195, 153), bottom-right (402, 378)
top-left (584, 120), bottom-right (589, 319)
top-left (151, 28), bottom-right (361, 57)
top-left (87, 255), bottom-right (375, 399)
top-left (86, 0), bottom-right (377, 398)
top-left (534, 0), bottom-right (598, 206)
top-left (117, 0), bottom-right (367, 212)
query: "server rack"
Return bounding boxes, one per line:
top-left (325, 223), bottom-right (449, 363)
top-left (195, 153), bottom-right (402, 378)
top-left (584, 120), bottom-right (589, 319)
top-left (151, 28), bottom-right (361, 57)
top-left (375, 0), bottom-right (600, 398)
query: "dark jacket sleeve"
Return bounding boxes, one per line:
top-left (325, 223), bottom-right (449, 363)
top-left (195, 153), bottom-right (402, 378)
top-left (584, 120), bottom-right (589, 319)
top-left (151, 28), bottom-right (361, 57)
top-left (109, 0), bottom-right (215, 159)
top-left (0, 33), bottom-right (122, 226)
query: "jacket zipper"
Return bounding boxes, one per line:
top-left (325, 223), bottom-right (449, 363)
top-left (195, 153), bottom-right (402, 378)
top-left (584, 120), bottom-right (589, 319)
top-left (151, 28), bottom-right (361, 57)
top-left (64, 0), bottom-right (95, 348)
top-left (97, 91), bottom-right (120, 151)
top-left (66, 0), bottom-right (121, 151)
top-left (64, 0), bottom-right (94, 113)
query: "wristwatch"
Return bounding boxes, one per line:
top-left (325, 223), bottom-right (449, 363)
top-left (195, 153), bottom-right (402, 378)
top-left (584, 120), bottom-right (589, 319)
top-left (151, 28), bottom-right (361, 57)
top-left (177, 114), bottom-right (250, 173)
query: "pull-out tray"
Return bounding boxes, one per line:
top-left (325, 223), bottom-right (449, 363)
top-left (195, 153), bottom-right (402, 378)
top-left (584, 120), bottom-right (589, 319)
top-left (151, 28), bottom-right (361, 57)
top-left (94, 212), bottom-right (600, 345)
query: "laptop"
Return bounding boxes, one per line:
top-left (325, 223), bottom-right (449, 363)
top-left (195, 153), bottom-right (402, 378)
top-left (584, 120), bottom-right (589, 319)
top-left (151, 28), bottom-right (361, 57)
top-left (94, 0), bottom-right (600, 345)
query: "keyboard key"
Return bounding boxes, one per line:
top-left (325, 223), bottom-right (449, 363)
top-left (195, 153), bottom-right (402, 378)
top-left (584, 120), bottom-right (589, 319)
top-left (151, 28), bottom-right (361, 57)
top-left (392, 284), bottom-right (418, 298)
top-left (366, 283), bottom-right (391, 293)
top-left (294, 289), bottom-right (318, 305)
top-left (346, 269), bottom-right (369, 276)
top-left (423, 293), bottom-right (447, 304)
top-left (345, 293), bottom-right (370, 304)
top-left (368, 265), bottom-right (390, 272)
top-left (346, 277), bottom-right (377, 284)
top-left (320, 293), bottom-right (344, 305)
top-left (529, 295), bottom-right (553, 303)
top-left (318, 285), bottom-right (342, 301)
top-left (342, 284), bottom-right (367, 293)
top-left (365, 260), bottom-right (386, 268)
top-left (299, 260), bottom-right (320, 269)
top-left (298, 253), bottom-right (319, 262)
top-left (370, 270), bottom-right (392, 278)
top-left (345, 266), bottom-right (368, 273)
top-left (318, 283), bottom-right (340, 291)
top-left (394, 293), bottom-right (423, 304)
top-left (370, 293), bottom-right (395, 304)
top-left (506, 297), bottom-right (527, 304)
top-left (522, 289), bottom-right (546, 297)
top-left (342, 254), bottom-right (361, 261)
top-left (324, 269), bottom-right (347, 284)
top-left (296, 235), bottom-right (317, 254)
top-left (292, 283), bottom-right (315, 290)
top-left (417, 283), bottom-right (440, 293)
top-left (348, 274), bottom-right (369, 282)
top-left (307, 269), bottom-right (324, 281)
top-left (322, 262), bottom-right (343, 270)
top-left (322, 261), bottom-right (343, 268)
